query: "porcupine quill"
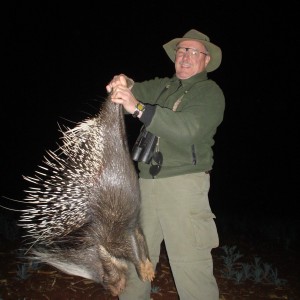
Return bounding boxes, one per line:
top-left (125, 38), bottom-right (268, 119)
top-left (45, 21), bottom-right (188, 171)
top-left (13, 83), bottom-right (155, 296)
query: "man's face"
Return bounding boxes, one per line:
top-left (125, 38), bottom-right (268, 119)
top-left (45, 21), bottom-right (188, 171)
top-left (175, 40), bottom-right (211, 79)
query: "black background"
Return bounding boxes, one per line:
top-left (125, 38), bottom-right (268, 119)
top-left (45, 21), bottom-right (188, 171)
top-left (1, 2), bottom-right (299, 224)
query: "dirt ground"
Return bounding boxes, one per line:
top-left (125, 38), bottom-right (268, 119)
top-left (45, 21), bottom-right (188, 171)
top-left (0, 235), bottom-right (299, 300)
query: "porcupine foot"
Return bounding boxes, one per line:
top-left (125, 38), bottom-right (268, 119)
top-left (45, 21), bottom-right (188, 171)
top-left (96, 245), bottom-right (129, 296)
top-left (107, 276), bottom-right (126, 297)
top-left (129, 226), bottom-right (155, 281)
top-left (139, 258), bottom-right (155, 281)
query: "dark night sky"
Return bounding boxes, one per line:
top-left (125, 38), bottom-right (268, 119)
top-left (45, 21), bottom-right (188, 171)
top-left (1, 2), bottom-right (299, 219)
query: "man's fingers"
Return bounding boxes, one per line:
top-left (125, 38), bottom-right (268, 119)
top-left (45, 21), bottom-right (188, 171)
top-left (119, 75), bottom-right (127, 87)
top-left (107, 74), bottom-right (129, 92)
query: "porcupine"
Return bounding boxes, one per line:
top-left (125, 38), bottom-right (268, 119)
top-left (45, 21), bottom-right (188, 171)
top-left (17, 83), bottom-right (155, 296)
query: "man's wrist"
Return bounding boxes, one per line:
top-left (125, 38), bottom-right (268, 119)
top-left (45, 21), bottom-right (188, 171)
top-left (132, 102), bottom-right (145, 118)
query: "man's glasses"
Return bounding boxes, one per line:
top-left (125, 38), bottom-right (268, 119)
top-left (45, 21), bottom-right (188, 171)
top-left (175, 47), bottom-right (208, 58)
top-left (149, 151), bottom-right (163, 178)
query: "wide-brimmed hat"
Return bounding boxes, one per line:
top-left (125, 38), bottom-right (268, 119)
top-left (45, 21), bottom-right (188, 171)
top-left (163, 29), bottom-right (222, 72)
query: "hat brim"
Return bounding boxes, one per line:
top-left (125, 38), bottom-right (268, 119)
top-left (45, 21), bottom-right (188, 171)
top-left (163, 37), bottom-right (222, 72)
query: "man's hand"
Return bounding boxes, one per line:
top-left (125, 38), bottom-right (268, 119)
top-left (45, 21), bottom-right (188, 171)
top-left (106, 74), bottom-right (134, 93)
top-left (106, 74), bottom-right (139, 115)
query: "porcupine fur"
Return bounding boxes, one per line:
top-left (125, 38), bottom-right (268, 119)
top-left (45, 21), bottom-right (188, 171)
top-left (18, 92), bottom-right (155, 296)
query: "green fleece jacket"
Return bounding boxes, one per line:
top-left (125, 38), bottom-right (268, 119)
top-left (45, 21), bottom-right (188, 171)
top-left (131, 71), bottom-right (225, 179)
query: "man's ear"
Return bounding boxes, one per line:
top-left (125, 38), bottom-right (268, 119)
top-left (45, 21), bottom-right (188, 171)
top-left (205, 55), bottom-right (211, 68)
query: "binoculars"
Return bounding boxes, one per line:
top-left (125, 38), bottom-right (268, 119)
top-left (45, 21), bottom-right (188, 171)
top-left (132, 127), bottom-right (158, 164)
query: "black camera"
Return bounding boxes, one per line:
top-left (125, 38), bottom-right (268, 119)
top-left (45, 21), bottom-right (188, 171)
top-left (132, 127), bottom-right (158, 164)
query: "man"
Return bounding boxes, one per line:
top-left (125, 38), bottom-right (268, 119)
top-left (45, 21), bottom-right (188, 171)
top-left (107, 29), bottom-right (225, 300)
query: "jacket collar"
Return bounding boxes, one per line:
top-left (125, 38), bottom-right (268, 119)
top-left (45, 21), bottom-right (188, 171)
top-left (175, 71), bottom-right (208, 87)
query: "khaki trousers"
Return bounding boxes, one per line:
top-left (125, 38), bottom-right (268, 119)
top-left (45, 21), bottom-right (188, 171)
top-left (119, 172), bottom-right (219, 300)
